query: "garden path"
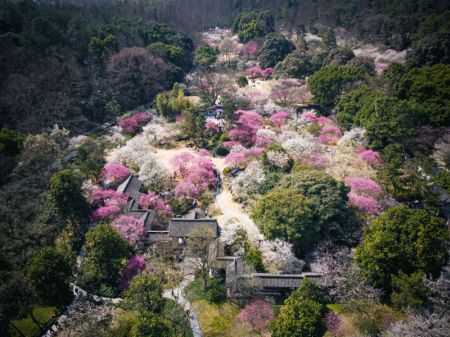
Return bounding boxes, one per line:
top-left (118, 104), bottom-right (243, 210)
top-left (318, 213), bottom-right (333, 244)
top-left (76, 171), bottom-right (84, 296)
top-left (163, 258), bottom-right (203, 337)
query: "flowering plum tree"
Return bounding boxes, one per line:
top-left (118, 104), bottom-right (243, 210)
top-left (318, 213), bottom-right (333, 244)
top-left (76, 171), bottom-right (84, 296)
top-left (348, 194), bottom-right (381, 215)
top-left (138, 156), bottom-right (172, 192)
top-left (245, 67), bottom-right (274, 79)
top-left (118, 255), bottom-right (146, 290)
top-left (255, 129), bottom-right (276, 147)
top-left (344, 177), bottom-right (382, 197)
top-left (259, 239), bottom-right (305, 273)
top-left (198, 148), bottom-right (210, 156)
top-left (243, 41), bottom-right (258, 59)
top-left (225, 147), bottom-right (264, 167)
top-left (337, 127), bottom-right (367, 149)
top-left (204, 120), bottom-right (219, 136)
top-left (230, 161), bottom-right (266, 200)
top-left (102, 163), bottom-right (130, 185)
top-left (171, 152), bottom-right (195, 178)
top-left (139, 193), bottom-right (171, 213)
top-left (111, 215), bottom-right (145, 243)
top-left (269, 111), bottom-right (289, 128)
top-left (92, 205), bottom-right (121, 221)
top-left (357, 149), bottom-right (382, 167)
top-left (307, 154), bottom-right (329, 169)
top-left (266, 151), bottom-right (291, 169)
top-left (90, 188), bottom-right (128, 221)
top-left (119, 113), bottom-right (152, 134)
top-left (229, 110), bottom-right (263, 147)
top-left (174, 182), bottom-right (200, 199)
top-left (320, 125), bottom-right (342, 144)
top-left (236, 299), bottom-right (274, 335)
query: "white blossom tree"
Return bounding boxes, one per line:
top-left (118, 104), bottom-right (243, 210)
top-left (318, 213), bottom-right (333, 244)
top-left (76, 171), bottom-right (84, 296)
top-left (230, 161), bottom-right (266, 201)
top-left (138, 155), bottom-right (172, 192)
top-left (383, 312), bottom-right (450, 337)
top-left (259, 239), bottom-right (305, 274)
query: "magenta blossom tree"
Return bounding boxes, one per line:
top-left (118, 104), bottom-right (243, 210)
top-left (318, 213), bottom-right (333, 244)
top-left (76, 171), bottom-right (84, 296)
top-left (348, 194), bottom-right (382, 215)
top-left (205, 120), bottom-right (219, 136)
top-left (111, 215), bottom-right (145, 243)
top-left (344, 177), bottom-right (382, 197)
top-left (92, 205), bottom-right (121, 221)
top-left (174, 181), bottom-right (200, 199)
top-left (320, 125), bottom-right (342, 144)
top-left (357, 149), bottom-right (382, 167)
top-left (119, 113), bottom-right (152, 134)
top-left (118, 255), bottom-right (146, 290)
top-left (225, 147), bottom-right (264, 167)
top-left (171, 152), bottom-right (195, 178)
top-left (269, 111), bottom-right (289, 128)
top-left (236, 299), bottom-right (274, 334)
top-left (307, 154), bottom-right (329, 169)
top-left (243, 41), bottom-right (258, 59)
top-left (139, 193), bottom-right (171, 213)
top-left (102, 163), bottom-right (130, 185)
top-left (89, 189), bottom-right (128, 207)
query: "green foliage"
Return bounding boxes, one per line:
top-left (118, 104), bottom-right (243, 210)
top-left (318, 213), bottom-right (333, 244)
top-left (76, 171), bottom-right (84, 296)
top-left (258, 33), bottom-right (294, 68)
top-left (130, 312), bottom-right (171, 337)
top-left (88, 34), bottom-right (118, 60)
top-left (156, 82), bottom-right (191, 121)
top-left (308, 65), bottom-right (364, 109)
top-left (435, 170), bottom-right (450, 193)
top-left (49, 169), bottom-right (89, 222)
top-left (391, 271), bottom-right (428, 309)
top-left (274, 51), bottom-right (313, 78)
top-left (287, 279), bottom-right (326, 307)
top-left (194, 44), bottom-right (219, 68)
top-left (277, 170), bottom-right (355, 250)
top-left (206, 279), bottom-right (227, 304)
top-left (179, 109), bottom-right (205, 144)
top-left (388, 64), bottom-right (450, 126)
top-left (237, 75), bottom-right (248, 87)
top-left (230, 228), bottom-right (266, 272)
top-left (270, 299), bottom-right (326, 337)
top-left (232, 10), bottom-right (275, 42)
top-left (79, 223), bottom-right (133, 292)
top-left (25, 246), bottom-right (72, 308)
top-left (336, 85), bottom-right (375, 130)
top-left (321, 27), bottom-right (336, 49)
top-left (0, 128), bottom-right (25, 156)
top-left (251, 187), bottom-right (316, 254)
top-left (354, 94), bottom-right (417, 148)
top-left (355, 205), bottom-right (449, 292)
top-left (75, 137), bottom-right (106, 179)
top-left (125, 273), bottom-right (164, 314)
top-left (147, 42), bottom-right (184, 68)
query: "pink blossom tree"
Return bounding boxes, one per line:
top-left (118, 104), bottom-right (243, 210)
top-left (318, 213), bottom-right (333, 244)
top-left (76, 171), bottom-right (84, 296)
top-left (111, 215), bottom-right (145, 243)
top-left (344, 177), bottom-right (382, 197)
top-left (357, 149), bottom-right (382, 167)
top-left (245, 66), bottom-right (263, 79)
top-left (236, 299), bottom-right (274, 335)
top-left (348, 194), bottom-right (382, 215)
top-left (174, 182), bottom-right (200, 199)
top-left (307, 154), bottom-right (329, 169)
top-left (320, 125), bottom-right (342, 144)
top-left (139, 193), bottom-right (171, 213)
top-left (269, 111), bottom-right (289, 128)
top-left (102, 163), bottom-right (130, 185)
top-left (92, 205), bottom-right (121, 221)
top-left (119, 113), bottom-right (152, 134)
top-left (118, 255), bottom-right (146, 290)
top-left (243, 41), bottom-right (258, 59)
top-left (204, 120), bottom-right (219, 136)
top-left (170, 152), bottom-right (195, 178)
top-left (198, 148), bottom-right (210, 156)
top-left (89, 189), bottom-right (128, 207)
top-left (261, 67), bottom-right (274, 79)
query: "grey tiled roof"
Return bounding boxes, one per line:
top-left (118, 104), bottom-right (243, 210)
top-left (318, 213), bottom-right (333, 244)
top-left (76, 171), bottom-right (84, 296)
top-left (168, 218), bottom-right (218, 238)
top-left (251, 273), bottom-right (321, 289)
top-left (117, 175), bottom-right (143, 202)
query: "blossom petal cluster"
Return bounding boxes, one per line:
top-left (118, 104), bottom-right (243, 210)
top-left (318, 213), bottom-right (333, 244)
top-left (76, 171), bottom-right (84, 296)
top-left (119, 113), bottom-right (152, 134)
top-left (111, 215), bottom-right (145, 243)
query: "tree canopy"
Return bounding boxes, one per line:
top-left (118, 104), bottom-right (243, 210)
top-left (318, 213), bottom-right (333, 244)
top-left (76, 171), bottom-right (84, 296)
top-left (258, 33), bottom-right (294, 68)
top-left (355, 205), bottom-right (449, 292)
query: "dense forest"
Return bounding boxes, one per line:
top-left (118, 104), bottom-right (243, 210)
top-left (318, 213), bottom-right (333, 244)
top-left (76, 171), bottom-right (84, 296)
top-left (1, 0), bottom-right (450, 337)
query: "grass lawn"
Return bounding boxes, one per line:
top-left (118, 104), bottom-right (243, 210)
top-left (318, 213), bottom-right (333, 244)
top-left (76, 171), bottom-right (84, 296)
top-left (10, 306), bottom-right (57, 337)
top-left (184, 277), bottom-right (209, 302)
top-left (192, 300), bottom-right (241, 337)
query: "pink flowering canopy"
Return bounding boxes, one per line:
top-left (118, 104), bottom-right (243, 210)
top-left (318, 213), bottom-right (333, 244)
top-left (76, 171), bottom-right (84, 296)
top-left (229, 110), bottom-right (264, 147)
top-left (174, 181), bottom-right (200, 199)
top-left (243, 41), bottom-right (258, 59)
top-left (119, 113), bottom-right (152, 134)
top-left (344, 177), bottom-right (382, 197)
top-left (205, 120), bottom-right (219, 135)
top-left (225, 147), bottom-right (264, 167)
top-left (102, 163), bottom-right (130, 185)
top-left (111, 215), bottom-right (145, 243)
top-left (90, 188), bottom-right (128, 221)
top-left (118, 255), bottom-right (146, 290)
top-left (269, 111), bottom-right (289, 128)
top-left (198, 148), bottom-right (210, 156)
top-left (319, 125), bottom-right (342, 144)
top-left (307, 154), bottom-right (329, 169)
top-left (349, 194), bottom-right (382, 215)
top-left (236, 299), bottom-right (274, 334)
top-left (139, 193), bottom-right (171, 214)
top-left (357, 149), bottom-right (382, 167)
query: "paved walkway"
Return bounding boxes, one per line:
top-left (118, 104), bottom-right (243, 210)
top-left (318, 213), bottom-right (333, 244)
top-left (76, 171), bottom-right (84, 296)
top-left (163, 258), bottom-right (204, 337)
